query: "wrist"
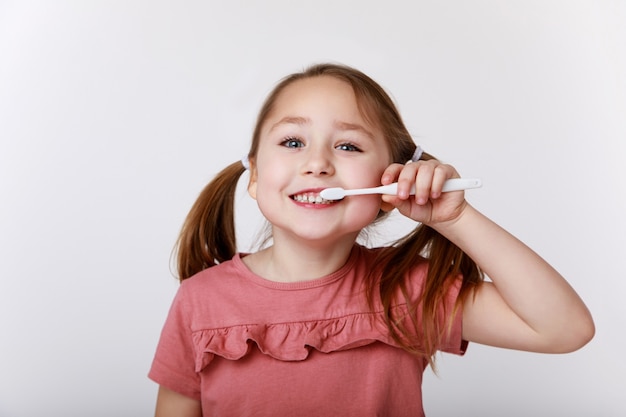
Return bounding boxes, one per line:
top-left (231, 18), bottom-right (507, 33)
top-left (427, 202), bottom-right (474, 235)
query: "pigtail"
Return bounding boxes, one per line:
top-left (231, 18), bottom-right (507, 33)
top-left (368, 151), bottom-right (483, 367)
top-left (369, 225), bottom-right (483, 368)
top-left (175, 161), bottom-right (246, 281)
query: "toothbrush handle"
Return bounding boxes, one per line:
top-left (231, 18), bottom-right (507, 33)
top-left (346, 178), bottom-right (482, 197)
top-left (388, 178), bottom-right (482, 195)
top-left (440, 178), bottom-right (482, 192)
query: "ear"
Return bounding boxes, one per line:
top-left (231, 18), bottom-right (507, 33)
top-left (247, 158), bottom-right (257, 200)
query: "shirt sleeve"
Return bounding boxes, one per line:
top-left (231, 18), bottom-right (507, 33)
top-left (148, 283), bottom-right (201, 400)
top-left (437, 276), bottom-right (468, 355)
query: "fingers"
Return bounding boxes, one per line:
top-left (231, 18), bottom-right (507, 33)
top-left (380, 163), bottom-right (405, 186)
top-left (381, 159), bottom-right (466, 226)
top-left (383, 160), bottom-right (459, 204)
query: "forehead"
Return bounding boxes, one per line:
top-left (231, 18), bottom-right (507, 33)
top-left (266, 76), bottom-right (375, 127)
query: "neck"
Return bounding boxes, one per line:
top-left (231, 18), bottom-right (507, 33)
top-left (244, 233), bottom-right (358, 283)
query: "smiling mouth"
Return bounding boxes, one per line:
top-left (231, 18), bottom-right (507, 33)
top-left (291, 193), bottom-right (335, 204)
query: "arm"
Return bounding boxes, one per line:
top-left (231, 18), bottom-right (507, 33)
top-left (155, 386), bottom-right (202, 417)
top-left (381, 161), bottom-right (594, 353)
top-left (435, 204), bottom-right (594, 352)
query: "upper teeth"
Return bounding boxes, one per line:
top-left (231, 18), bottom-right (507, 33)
top-left (293, 193), bottom-right (332, 204)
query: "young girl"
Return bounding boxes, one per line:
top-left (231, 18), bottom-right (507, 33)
top-left (149, 63), bottom-right (594, 416)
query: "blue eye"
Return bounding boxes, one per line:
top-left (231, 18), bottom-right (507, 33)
top-left (281, 137), bottom-right (304, 148)
top-left (336, 143), bottom-right (361, 152)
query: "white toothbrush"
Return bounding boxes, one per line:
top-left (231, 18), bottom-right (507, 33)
top-left (319, 178), bottom-right (482, 200)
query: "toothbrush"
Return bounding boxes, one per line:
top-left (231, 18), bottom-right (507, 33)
top-left (319, 178), bottom-right (482, 200)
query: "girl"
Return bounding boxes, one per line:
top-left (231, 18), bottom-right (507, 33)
top-left (149, 63), bottom-right (594, 416)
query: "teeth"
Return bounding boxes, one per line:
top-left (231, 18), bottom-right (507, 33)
top-left (292, 193), bottom-right (333, 204)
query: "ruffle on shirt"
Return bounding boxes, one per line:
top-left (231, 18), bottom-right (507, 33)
top-left (191, 312), bottom-right (397, 372)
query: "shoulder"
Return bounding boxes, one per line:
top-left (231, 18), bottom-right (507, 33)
top-left (181, 256), bottom-right (240, 289)
top-left (173, 255), bottom-right (254, 322)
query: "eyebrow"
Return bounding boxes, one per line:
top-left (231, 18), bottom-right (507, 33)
top-left (269, 117), bottom-right (375, 140)
top-left (269, 116), bottom-right (310, 132)
top-left (334, 120), bottom-right (375, 141)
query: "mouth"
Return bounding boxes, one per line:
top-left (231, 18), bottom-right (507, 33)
top-left (290, 192), bottom-right (335, 204)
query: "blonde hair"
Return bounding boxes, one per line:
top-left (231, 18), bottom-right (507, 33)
top-left (175, 63), bottom-right (483, 365)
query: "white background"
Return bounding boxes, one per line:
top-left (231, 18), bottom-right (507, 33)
top-left (1, 1), bottom-right (624, 416)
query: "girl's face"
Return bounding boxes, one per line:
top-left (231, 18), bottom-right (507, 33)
top-left (248, 76), bottom-right (392, 246)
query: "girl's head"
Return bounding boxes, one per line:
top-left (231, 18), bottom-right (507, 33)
top-left (246, 65), bottom-right (422, 246)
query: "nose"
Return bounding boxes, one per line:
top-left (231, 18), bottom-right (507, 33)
top-left (302, 145), bottom-right (335, 176)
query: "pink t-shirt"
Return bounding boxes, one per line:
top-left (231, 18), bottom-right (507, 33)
top-left (149, 245), bottom-right (467, 416)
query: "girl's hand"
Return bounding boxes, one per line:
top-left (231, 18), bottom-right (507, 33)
top-left (380, 160), bottom-right (468, 226)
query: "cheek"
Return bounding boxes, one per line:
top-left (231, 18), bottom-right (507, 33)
top-left (351, 196), bottom-right (384, 222)
top-left (252, 167), bottom-right (280, 195)
top-left (350, 164), bottom-right (387, 187)
top-left (255, 149), bottom-right (285, 177)
top-left (248, 164), bottom-right (288, 212)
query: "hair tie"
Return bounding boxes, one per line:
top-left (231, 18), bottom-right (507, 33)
top-left (411, 146), bottom-right (423, 162)
top-left (241, 156), bottom-right (250, 170)
top-left (408, 146), bottom-right (423, 163)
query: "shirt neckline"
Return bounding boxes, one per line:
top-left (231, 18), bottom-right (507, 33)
top-left (232, 245), bottom-right (362, 291)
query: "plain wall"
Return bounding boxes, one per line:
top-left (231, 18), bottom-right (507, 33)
top-left (1, 0), bottom-right (624, 415)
